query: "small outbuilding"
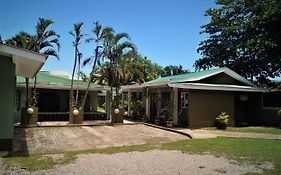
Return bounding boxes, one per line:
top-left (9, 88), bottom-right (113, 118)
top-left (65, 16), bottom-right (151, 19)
top-left (0, 44), bottom-right (47, 151)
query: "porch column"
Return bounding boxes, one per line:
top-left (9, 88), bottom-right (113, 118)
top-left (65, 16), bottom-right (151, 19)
top-left (173, 88), bottom-right (178, 125)
top-left (106, 91), bottom-right (111, 120)
top-left (128, 90), bottom-right (132, 117)
top-left (157, 89), bottom-right (161, 118)
top-left (145, 92), bottom-right (150, 120)
top-left (121, 92), bottom-right (125, 111)
top-left (141, 90), bottom-right (145, 108)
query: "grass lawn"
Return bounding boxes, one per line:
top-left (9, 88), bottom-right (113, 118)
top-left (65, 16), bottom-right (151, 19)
top-left (3, 138), bottom-right (281, 174)
top-left (206, 126), bottom-right (281, 135)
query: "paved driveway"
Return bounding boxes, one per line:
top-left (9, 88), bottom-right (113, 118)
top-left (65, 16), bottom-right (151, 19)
top-left (13, 124), bottom-right (188, 153)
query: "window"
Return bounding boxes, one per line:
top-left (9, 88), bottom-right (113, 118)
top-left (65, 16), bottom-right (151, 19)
top-left (181, 92), bottom-right (188, 108)
top-left (263, 92), bottom-right (281, 108)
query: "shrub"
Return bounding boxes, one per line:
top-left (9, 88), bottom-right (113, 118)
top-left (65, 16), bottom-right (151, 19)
top-left (216, 112), bottom-right (230, 129)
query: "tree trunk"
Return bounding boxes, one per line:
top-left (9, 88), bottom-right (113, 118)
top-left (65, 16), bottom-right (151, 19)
top-left (25, 77), bottom-right (29, 107)
top-left (81, 49), bottom-right (99, 109)
top-left (75, 52), bottom-right (81, 105)
top-left (70, 46), bottom-right (78, 108)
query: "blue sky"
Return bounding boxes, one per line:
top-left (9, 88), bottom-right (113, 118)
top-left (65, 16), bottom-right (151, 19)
top-left (0, 0), bottom-right (216, 74)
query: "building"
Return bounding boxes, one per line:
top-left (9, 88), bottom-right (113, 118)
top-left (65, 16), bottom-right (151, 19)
top-left (0, 43), bottom-right (47, 151)
top-left (121, 67), bottom-right (280, 128)
top-left (16, 71), bottom-right (111, 123)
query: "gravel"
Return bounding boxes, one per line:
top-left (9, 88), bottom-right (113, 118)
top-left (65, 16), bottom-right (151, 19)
top-left (1, 150), bottom-right (273, 175)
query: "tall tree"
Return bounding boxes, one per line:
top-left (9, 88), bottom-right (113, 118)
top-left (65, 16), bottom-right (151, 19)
top-left (81, 21), bottom-right (104, 109)
top-left (195, 0), bottom-right (281, 84)
top-left (69, 22), bottom-right (84, 108)
top-left (101, 28), bottom-right (137, 107)
top-left (5, 18), bottom-right (60, 106)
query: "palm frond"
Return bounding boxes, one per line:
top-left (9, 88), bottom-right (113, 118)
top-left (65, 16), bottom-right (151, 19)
top-left (49, 38), bottom-right (60, 51)
top-left (114, 32), bottom-right (131, 43)
top-left (115, 41), bottom-right (137, 56)
top-left (85, 38), bottom-right (94, 43)
top-left (93, 21), bottom-right (102, 38)
top-left (43, 49), bottom-right (59, 59)
top-left (36, 18), bottom-right (54, 36)
top-left (83, 57), bottom-right (93, 66)
top-left (45, 30), bottom-right (60, 38)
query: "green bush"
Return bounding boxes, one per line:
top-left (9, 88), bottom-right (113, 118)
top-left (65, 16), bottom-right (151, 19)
top-left (216, 112), bottom-right (230, 129)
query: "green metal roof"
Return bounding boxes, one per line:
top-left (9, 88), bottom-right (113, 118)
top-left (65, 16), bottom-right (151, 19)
top-left (17, 71), bottom-right (108, 90)
top-left (145, 68), bottom-right (224, 84)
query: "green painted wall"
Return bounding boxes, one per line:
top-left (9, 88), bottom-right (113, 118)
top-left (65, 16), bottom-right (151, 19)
top-left (0, 56), bottom-right (15, 139)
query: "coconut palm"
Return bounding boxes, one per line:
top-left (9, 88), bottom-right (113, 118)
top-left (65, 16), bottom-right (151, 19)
top-left (69, 22), bottom-right (85, 108)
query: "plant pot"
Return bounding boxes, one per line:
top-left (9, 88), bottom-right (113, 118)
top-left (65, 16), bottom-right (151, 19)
top-left (20, 107), bottom-right (38, 127)
top-left (217, 123), bottom-right (227, 130)
top-left (111, 108), bottom-right (124, 124)
top-left (166, 120), bottom-right (174, 128)
top-left (69, 107), bottom-right (84, 124)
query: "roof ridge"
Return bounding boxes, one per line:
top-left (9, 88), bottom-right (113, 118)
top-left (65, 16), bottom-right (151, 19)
top-left (145, 67), bottom-right (223, 84)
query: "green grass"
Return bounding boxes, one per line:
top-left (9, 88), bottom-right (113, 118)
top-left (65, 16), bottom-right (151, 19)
top-left (206, 126), bottom-right (281, 135)
top-left (4, 153), bottom-right (74, 171)
top-left (4, 138), bottom-right (281, 174)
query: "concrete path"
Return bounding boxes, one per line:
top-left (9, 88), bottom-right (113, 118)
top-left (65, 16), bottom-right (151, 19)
top-left (13, 124), bottom-right (188, 154)
top-left (174, 128), bottom-right (281, 140)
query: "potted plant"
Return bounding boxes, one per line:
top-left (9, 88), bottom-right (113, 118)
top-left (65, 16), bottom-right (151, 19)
top-left (166, 116), bottom-right (174, 128)
top-left (216, 112), bottom-right (230, 130)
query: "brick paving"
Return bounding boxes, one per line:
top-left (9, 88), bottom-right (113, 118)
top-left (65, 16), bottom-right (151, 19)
top-left (13, 124), bottom-right (188, 154)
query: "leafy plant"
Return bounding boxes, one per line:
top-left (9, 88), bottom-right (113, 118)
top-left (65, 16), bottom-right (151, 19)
top-left (216, 112), bottom-right (230, 129)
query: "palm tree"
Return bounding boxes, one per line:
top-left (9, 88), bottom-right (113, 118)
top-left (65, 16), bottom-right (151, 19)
top-left (69, 22), bottom-right (84, 108)
top-left (101, 28), bottom-right (137, 107)
top-left (6, 32), bottom-right (35, 107)
top-left (32, 18), bottom-right (60, 104)
top-left (81, 21), bottom-right (104, 109)
top-left (5, 18), bottom-right (60, 107)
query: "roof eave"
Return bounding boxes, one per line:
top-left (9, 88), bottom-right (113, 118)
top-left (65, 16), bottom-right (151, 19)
top-left (168, 83), bottom-right (268, 93)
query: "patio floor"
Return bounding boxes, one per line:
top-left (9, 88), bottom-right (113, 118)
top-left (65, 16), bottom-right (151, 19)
top-left (13, 124), bottom-right (189, 154)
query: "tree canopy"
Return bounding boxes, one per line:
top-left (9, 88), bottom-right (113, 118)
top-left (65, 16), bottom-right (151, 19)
top-left (195, 0), bottom-right (281, 84)
top-left (95, 54), bottom-right (164, 86)
top-left (161, 65), bottom-right (189, 77)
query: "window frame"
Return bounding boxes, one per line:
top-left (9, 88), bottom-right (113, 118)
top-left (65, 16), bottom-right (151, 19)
top-left (180, 91), bottom-right (189, 108)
